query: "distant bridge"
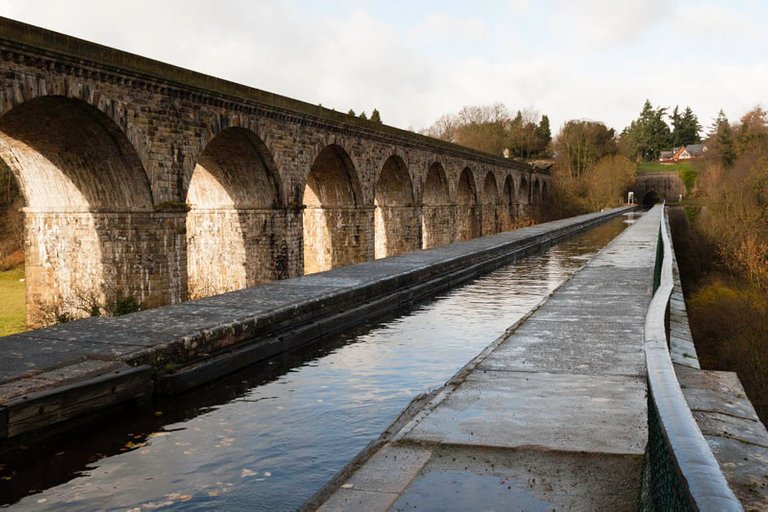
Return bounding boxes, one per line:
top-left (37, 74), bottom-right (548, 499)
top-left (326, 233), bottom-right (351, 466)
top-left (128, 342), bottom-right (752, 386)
top-left (0, 17), bottom-right (550, 326)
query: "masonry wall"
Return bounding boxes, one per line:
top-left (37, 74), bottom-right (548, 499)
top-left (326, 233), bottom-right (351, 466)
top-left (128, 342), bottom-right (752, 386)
top-left (0, 21), bottom-right (552, 326)
top-left (24, 210), bottom-right (185, 327)
top-left (421, 205), bottom-right (454, 249)
top-left (186, 209), bottom-right (294, 299)
top-left (375, 206), bottom-right (421, 258)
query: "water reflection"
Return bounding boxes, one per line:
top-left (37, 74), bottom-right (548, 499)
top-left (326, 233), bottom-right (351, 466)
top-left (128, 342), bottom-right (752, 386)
top-left (1, 215), bottom-right (634, 511)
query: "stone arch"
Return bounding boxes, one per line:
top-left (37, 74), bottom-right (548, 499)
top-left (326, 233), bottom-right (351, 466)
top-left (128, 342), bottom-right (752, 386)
top-left (501, 174), bottom-right (516, 231)
top-left (481, 172), bottom-right (500, 236)
top-left (186, 127), bottom-right (287, 299)
top-left (519, 175), bottom-right (530, 204)
top-left (421, 162), bottom-right (453, 249)
top-left (374, 155), bottom-right (418, 258)
top-left (0, 82), bottom-right (151, 181)
top-left (0, 96), bottom-right (157, 326)
top-left (303, 144), bottom-right (368, 274)
top-left (455, 167), bottom-right (480, 241)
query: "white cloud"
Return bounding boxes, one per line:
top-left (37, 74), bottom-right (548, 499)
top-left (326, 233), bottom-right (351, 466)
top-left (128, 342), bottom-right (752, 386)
top-left (551, 0), bottom-right (670, 48)
top-left (673, 2), bottom-right (757, 37)
top-left (416, 13), bottom-right (487, 44)
top-left (0, 0), bottom-right (765, 137)
top-left (508, 0), bottom-right (531, 14)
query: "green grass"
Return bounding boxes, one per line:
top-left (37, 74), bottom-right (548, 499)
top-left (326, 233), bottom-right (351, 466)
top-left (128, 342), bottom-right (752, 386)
top-left (637, 160), bottom-right (699, 194)
top-left (636, 160), bottom-right (694, 174)
top-left (0, 266), bottom-right (26, 336)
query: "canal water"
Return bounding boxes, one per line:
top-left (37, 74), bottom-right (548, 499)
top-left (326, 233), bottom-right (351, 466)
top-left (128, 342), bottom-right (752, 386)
top-left (1, 213), bottom-right (638, 511)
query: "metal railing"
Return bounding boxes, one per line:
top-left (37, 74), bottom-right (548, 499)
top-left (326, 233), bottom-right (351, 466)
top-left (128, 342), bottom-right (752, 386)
top-left (642, 205), bottom-right (742, 511)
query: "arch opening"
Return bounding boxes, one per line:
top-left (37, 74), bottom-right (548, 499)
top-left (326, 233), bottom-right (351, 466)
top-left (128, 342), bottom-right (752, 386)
top-left (421, 162), bottom-right (452, 249)
top-left (455, 168), bottom-right (479, 241)
top-left (302, 145), bottom-right (367, 274)
top-left (0, 96), bottom-right (156, 327)
top-left (533, 179), bottom-right (542, 204)
top-left (374, 156), bottom-right (417, 259)
top-left (501, 175), bottom-right (516, 231)
top-left (481, 172), bottom-right (500, 236)
top-left (0, 161), bottom-right (25, 335)
top-left (519, 176), bottom-right (529, 204)
top-left (186, 127), bottom-right (285, 299)
top-left (642, 188), bottom-right (664, 206)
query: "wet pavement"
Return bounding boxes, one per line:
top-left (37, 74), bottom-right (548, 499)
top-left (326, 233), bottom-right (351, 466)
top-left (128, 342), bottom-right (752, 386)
top-left (0, 215), bottom-right (636, 510)
top-left (315, 207), bottom-right (661, 511)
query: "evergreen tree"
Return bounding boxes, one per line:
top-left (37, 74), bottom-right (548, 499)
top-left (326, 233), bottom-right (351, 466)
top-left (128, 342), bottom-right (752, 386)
top-left (670, 106), bottom-right (683, 147)
top-left (619, 100), bottom-right (671, 161)
top-left (370, 109), bottom-right (382, 123)
top-left (535, 115), bottom-right (552, 155)
top-left (348, 109), bottom-right (356, 116)
top-left (359, 111), bottom-right (368, 121)
top-left (679, 106), bottom-right (702, 145)
top-left (706, 109), bottom-right (735, 167)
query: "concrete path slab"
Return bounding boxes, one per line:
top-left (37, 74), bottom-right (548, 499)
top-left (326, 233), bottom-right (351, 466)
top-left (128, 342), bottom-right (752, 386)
top-left (390, 447), bottom-right (642, 512)
top-left (401, 371), bottom-right (647, 454)
top-left (477, 319), bottom-right (645, 377)
top-left (313, 207), bottom-right (661, 511)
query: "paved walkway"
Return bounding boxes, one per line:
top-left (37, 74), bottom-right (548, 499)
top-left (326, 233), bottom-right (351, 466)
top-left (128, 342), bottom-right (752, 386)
top-left (314, 207), bottom-right (661, 511)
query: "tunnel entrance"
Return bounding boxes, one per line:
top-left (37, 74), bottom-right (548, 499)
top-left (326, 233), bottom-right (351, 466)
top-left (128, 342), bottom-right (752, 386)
top-left (374, 156), bottom-right (417, 259)
top-left (642, 188), bottom-right (664, 207)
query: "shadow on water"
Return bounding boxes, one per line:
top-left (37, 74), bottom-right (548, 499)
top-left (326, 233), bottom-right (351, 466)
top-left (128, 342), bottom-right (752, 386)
top-left (0, 213), bottom-right (636, 510)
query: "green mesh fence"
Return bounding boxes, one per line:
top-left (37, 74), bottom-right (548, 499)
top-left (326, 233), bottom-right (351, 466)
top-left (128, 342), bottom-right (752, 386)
top-left (641, 398), bottom-right (694, 511)
top-left (639, 222), bottom-right (694, 511)
top-left (653, 226), bottom-right (663, 294)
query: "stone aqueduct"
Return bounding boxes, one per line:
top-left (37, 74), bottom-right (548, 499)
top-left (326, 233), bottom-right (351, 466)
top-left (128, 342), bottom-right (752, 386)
top-left (0, 18), bottom-right (550, 327)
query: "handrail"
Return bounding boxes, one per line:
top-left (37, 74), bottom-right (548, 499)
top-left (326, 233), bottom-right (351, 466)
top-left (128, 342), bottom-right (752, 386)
top-left (644, 205), bottom-right (742, 511)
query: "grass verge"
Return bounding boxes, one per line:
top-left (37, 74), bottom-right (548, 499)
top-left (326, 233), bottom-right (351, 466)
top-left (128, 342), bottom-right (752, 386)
top-left (0, 266), bottom-right (25, 336)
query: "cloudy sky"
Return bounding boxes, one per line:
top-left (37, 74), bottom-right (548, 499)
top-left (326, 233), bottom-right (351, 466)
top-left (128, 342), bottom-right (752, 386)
top-left (1, 0), bottom-right (766, 135)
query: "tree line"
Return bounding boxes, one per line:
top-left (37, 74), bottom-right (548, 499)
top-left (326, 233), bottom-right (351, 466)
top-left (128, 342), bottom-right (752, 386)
top-left (674, 105), bottom-right (768, 422)
top-left (420, 100), bottom-right (719, 215)
top-left (618, 101), bottom-right (703, 161)
top-left (422, 103), bottom-right (551, 159)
